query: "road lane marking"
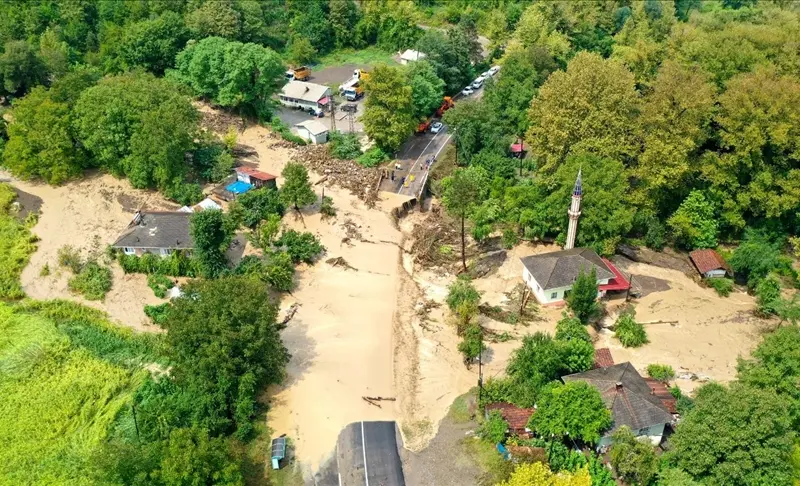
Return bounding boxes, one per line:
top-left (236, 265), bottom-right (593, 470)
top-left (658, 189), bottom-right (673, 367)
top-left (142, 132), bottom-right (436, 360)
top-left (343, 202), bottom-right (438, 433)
top-left (397, 132), bottom-right (441, 194)
top-left (361, 421), bottom-right (369, 486)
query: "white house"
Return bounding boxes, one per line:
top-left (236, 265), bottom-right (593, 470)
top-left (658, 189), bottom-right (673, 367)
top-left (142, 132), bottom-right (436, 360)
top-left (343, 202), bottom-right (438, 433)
top-left (399, 49), bottom-right (426, 64)
top-left (294, 120), bottom-right (329, 144)
top-left (520, 248), bottom-right (617, 304)
top-left (278, 81), bottom-right (331, 111)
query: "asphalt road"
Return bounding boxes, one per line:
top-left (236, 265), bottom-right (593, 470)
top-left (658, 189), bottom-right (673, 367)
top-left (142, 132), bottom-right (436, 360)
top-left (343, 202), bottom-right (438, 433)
top-left (317, 421), bottom-right (406, 486)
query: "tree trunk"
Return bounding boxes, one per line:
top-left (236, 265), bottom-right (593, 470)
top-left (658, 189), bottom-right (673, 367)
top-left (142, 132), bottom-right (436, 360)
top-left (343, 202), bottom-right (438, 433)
top-left (461, 214), bottom-right (467, 272)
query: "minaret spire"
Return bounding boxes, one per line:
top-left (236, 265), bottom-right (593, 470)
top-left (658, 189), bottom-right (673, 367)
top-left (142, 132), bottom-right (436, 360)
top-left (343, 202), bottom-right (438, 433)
top-left (565, 169), bottom-right (582, 250)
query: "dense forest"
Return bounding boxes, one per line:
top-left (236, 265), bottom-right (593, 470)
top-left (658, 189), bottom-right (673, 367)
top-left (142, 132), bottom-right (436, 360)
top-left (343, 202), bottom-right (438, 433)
top-left (1, 1), bottom-right (800, 485)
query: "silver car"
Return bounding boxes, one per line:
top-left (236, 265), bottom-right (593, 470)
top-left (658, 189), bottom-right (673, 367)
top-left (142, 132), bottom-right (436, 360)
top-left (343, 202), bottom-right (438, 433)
top-left (461, 86), bottom-right (475, 96)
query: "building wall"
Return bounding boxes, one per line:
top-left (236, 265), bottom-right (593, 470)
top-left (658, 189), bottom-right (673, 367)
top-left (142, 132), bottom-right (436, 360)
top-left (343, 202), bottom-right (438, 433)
top-left (522, 267), bottom-right (610, 304)
top-left (704, 269), bottom-right (727, 278)
top-left (278, 96), bottom-right (319, 110)
top-left (598, 423), bottom-right (665, 448)
top-left (126, 247), bottom-right (179, 258)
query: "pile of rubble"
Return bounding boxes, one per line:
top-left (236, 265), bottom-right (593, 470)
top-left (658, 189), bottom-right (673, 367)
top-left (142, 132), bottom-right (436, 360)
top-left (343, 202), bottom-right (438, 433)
top-left (409, 205), bottom-right (461, 267)
top-left (292, 144), bottom-right (381, 206)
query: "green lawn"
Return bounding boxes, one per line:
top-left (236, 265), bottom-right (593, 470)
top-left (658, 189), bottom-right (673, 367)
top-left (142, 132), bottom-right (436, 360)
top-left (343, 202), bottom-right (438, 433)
top-left (315, 47), bottom-right (398, 69)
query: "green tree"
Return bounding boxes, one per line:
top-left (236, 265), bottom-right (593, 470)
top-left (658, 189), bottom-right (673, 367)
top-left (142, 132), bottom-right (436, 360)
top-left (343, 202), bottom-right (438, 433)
top-left (158, 427), bottom-right (244, 486)
top-left (172, 37), bottom-right (285, 119)
top-left (609, 426), bottom-right (659, 486)
top-left (526, 52), bottom-right (639, 173)
top-left (529, 381), bottom-right (611, 445)
top-left (274, 230), bottom-right (325, 264)
top-left (236, 187), bottom-right (284, 228)
top-left (458, 324), bottom-right (483, 367)
top-left (362, 64), bottom-right (415, 152)
top-left (119, 11), bottom-right (189, 74)
top-left (286, 36), bottom-right (317, 65)
top-left (499, 462), bottom-right (591, 486)
top-left (289, 1), bottom-right (334, 53)
top-left (406, 60), bottom-right (445, 120)
top-left (440, 166), bottom-right (489, 272)
top-left (729, 229), bottom-right (785, 288)
top-left (190, 210), bottom-right (232, 278)
top-left (279, 162), bottom-right (316, 211)
top-left (442, 100), bottom-right (509, 165)
top-left (755, 273), bottom-right (782, 316)
top-left (477, 410), bottom-right (508, 444)
top-left (446, 276), bottom-right (481, 334)
top-left (0, 40), bottom-right (47, 96)
top-left (667, 191), bottom-right (718, 250)
top-left (185, 0), bottom-right (241, 39)
top-left (666, 383), bottom-right (794, 485)
top-left (329, 0), bottom-right (360, 49)
top-left (248, 213), bottom-right (282, 250)
top-left (555, 313), bottom-right (591, 343)
top-left (416, 27), bottom-right (474, 94)
top-left (2, 87), bottom-right (85, 184)
top-left (164, 277), bottom-right (290, 437)
top-left (615, 314), bottom-right (648, 348)
top-left (37, 28), bottom-right (69, 80)
top-left (262, 251), bottom-right (295, 292)
top-left (566, 267), bottom-right (599, 324)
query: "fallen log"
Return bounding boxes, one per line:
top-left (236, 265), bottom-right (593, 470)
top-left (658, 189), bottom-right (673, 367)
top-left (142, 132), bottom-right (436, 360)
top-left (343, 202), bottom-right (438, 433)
top-left (362, 396), bottom-right (381, 408)
top-left (364, 396), bottom-right (396, 402)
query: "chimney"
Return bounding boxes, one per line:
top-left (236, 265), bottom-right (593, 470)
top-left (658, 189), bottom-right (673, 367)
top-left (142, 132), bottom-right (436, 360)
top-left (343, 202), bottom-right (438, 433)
top-left (615, 382), bottom-right (623, 391)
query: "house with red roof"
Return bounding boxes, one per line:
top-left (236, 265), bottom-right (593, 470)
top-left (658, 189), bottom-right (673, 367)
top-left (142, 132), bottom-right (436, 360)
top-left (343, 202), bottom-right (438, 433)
top-left (689, 249), bottom-right (731, 278)
top-left (485, 402), bottom-right (536, 438)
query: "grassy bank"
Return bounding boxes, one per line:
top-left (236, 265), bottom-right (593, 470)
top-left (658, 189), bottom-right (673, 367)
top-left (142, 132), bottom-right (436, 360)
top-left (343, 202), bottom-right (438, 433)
top-left (0, 183), bottom-right (38, 299)
top-left (315, 47), bottom-right (397, 69)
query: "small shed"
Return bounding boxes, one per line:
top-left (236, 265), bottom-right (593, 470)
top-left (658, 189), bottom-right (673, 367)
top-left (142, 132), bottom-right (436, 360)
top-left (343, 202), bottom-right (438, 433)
top-left (295, 120), bottom-right (329, 144)
top-left (485, 402), bottom-right (535, 438)
top-left (235, 167), bottom-right (278, 189)
top-left (399, 49), bottom-right (426, 64)
top-left (689, 249), bottom-right (731, 278)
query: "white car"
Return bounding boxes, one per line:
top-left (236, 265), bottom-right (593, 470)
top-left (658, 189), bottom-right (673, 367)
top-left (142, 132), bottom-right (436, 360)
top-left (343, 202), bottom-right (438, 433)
top-left (461, 86), bottom-right (474, 96)
top-left (430, 122), bottom-right (444, 134)
top-left (471, 78), bottom-right (484, 89)
top-left (489, 65), bottom-right (500, 76)
top-left (481, 71), bottom-right (490, 78)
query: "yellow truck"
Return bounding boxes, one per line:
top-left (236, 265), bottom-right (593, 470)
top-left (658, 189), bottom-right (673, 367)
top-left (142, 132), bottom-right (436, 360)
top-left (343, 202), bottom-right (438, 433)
top-left (285, 66), bottom-right (311, 81)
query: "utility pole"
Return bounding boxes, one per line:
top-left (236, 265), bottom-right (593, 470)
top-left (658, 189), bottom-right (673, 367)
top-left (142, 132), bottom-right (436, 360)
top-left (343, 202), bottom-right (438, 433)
top-left (329, 95), bottom-right (336, 132)
top-left (478, 324), bottom-right (484, 405)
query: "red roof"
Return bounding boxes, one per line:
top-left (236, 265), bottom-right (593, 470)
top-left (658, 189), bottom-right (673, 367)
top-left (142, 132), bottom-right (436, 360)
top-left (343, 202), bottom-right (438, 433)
top-left (485, 402), bottom-right (535, 432)
top-left (594, 348), bottom-right (615, 369)
top-left (510, 143), bottom-right (524, 153)
top-left (689, 249), bottom-right (730, 275)
top-left (643, 378), bottom-right (678, 414)
top-left (236, 167), bottom-right (277, 181)
top-left (598, 258), bottom-right (631, 291)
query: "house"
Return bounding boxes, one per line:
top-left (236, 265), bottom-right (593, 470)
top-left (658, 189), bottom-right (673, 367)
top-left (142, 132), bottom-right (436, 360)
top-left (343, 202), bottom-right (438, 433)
top-left (689, 249), bottom-right (731, 278)
top-left (278, 81), bottom-right (331, 111)
top-left (592, 349), bottom-right (678, 414)
top-left (235, 167), bottom-right (277, 190)
top-left (399, 49), bottom-right (426, 64)
top-left (485, 402), bottom-right (536, 438)
top-left (112, 211), bottom-right (194, 257)
top-left (520, 248), bottom-right (629, 304)
top-left (562, 362), bottom-right (675, 448)
top-left (593, 348), bottom-right (615, 369)
top-left (294, 120), bottom-right (329, 144)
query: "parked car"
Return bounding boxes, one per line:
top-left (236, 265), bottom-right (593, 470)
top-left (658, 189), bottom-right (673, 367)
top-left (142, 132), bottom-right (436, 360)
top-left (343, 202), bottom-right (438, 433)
top-left (430, 122), bottom-right (444, 134)
top-left (471, 78), bottom-right (484, 89)
top-left (308, 106), bottom-right (324, 117)
top-left (462, 86), bottom-right (475, 96)
top-left (489, 65), bottom-right (501, 76)
top-left (481, 71), bottom-right (490, 78)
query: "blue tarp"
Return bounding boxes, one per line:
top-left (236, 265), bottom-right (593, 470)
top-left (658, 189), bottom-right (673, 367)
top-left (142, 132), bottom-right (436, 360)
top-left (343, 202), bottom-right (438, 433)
top-left (226, 181), bottom-right (253, 194)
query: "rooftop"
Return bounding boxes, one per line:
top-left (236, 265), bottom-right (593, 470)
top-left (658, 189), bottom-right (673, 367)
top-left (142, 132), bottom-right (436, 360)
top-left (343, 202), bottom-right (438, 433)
top-left (485, 402), bottom-right (535, 432)
top-left (563, 362), bottom-right (674, 433)
top-left (280, 81), bottom-right (330, 103)
top-left (593, 348), bottom-right (615, 369)
top-left (236, 166), bottom-right (277, 181)
top-left (400, 49), bottom-right (426, 61)
top-left (295, 119), bottom-right (329, 135)
top-left (112, 211), bottom-right (193, 250)
top-left (520, 248), bottom-right (614, 291)
top-left (689, 249), bottom-right (730, 275)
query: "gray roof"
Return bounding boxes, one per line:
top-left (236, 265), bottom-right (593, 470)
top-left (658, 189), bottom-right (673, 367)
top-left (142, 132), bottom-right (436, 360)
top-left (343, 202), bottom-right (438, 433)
top-left (296, 119), bottom-right (328, 135)
top-left (112, 212), bottom-right (193, 250)
top-left (520, 248), bottom-right (613, 291)
top-left (563, 362), bottom-right (673, 433)
top-left (280, 81), bottom-right (330, 103)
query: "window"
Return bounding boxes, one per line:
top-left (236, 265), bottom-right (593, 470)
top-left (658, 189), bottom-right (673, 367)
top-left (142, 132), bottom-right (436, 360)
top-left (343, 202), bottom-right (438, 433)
top-left (123, 247), bottom-right (135, 255)
top-left (159, 248), bottom-right (171, 256)
top-left (551, 292), bottom-right (558, 299)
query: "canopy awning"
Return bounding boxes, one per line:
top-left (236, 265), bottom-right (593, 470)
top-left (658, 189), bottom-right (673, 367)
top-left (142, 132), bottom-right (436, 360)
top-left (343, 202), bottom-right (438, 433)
top-left (599, 258), bottom-right (631, 291)
top-left (318, 96), bottom-right (329, 105)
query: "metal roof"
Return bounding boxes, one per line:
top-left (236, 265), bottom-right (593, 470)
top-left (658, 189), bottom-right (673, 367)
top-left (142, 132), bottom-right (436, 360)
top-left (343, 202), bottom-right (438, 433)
top-left (280, 81), bottom-right (330, 103)
top-left (112, 212), bottom-right (193, 250)
top-left (520, 248), bottom-right (614, 291)
top-left (295, 119), bottom-right (329, 135)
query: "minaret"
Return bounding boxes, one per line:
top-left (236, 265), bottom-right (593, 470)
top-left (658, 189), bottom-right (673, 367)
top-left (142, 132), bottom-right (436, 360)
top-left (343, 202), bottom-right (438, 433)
top-left (565, 169), bottom-right (582, 250)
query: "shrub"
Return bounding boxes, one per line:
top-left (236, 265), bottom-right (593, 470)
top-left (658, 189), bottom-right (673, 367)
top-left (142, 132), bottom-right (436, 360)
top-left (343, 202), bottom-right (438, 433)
top-left (669, 386), bottom-right (695, 415)
top-left (328, 132), bottom-right (362, 160)
top-left (615, 314), bottom-right (648, 347)
top-left (555, 313), bottom-right (591, 342)
top-left (236, 187), bottom-right (284, 228)
top-left (144, 303), bottom-right (171, 325)
top-left (39, 263), bottom-right (50, 277)
top-left (501, 229), bottom-right (518, 249)
top-left (269, 117), bottom-right (307, 145)
top-left (477, 410), bottom-right (508, 443)
top-left (147, 274), bottom-right (174, 298)
top-left (645, 219), bottom-right (666, 250)
top-left (458, 324), bottom-right (483, 366)
top-left (446, 276), bottom-right (481, 311)
top-left (756, 273), bottom-right (782, 316)
top-left (707, 277), bottom-right (734, 297)
top-left (68, 261), bottom-right (113, 300)
top-left (647, 364), bottom-right (675, 382)
top-left (57, 245), bottom-right (83, 273)
top-left (164, 182), bottom-right (204, 206)
top-left (320, 195), bottom-right (336, 219)
top-left (356, 147), bottom-right (389, 168)
top-left (263, 251), bottom-right (295, 292)
top-left (275, 230), bottom-right (324, 264)
top-left (117, 251), bottom-right (198, 277)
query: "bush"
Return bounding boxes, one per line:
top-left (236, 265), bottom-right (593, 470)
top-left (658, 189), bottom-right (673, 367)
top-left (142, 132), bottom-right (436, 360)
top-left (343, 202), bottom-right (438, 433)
top-left (117, 251), bottom-right (198, 277)
top-left (756, 273), bottom-right (782, 316)
top-left (647, 364), bottom-right (675, 382)
top-left (645, 219), bottom-right (666, 250)
top-left (164, 181), bottom-right (204, 206)
top-left (68, 261), bottom-right (113, 300)
top-left (236, 187), bottom-right (284, 228)
top-left (263, 251), bottom-right (295, 292)
top-left (502, 229), bottom-right (518, 249)
top-left (615, 314), bottom-right (648, 347)
top-left (477, 410), bottom-right (508, 443)
top-left (707, 277), bottom-right (734, 297)
top-left (356, 147), bottom-right (389, 168)
top-left (669, 386), bottom-right (695, 415)
top-left (320, 195), bottom-right (336, 219)
top-left (275, 230), bottom-right (325, 264)
top-left (329, 132), bottom-right (362, 160)
top-left (269, 117), bottom-right (307, 145)
top-left (147, 274), bottom-right (174, 298)
top-left (144, 303), bottom-right (171, 325)
top-left (58, 245), bottom-right (83, 273)
top-left (458, 324), bottom-right (483, 366)
top-left (555, 313), bottom-right (591, 343)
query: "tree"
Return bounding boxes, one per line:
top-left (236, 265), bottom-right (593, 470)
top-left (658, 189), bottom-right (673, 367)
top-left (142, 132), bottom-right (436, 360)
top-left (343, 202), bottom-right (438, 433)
top-left (458, 324), bottom-right (483, 368)
top-left (440, 166), bottom-right (489, 272)
top-left (728, 229), bottom-right (785, 288)
top-left (286, 37), bottom-right (317, 65)
top-left (248, 213), bottom-right (282, 250)
top-left (555, 313), bottom-right (591, 343)
top-left (477, 410), bottom-right (508, 443)
top-left (158, 427), bottom-right (244, 486)
top-left (667, 191), bottom-right (718, 250)
top-left (274, 230), bottom-right (325, 264)
top-left (0, 40), bottom-right (47, 96)
top-left (190, 210), bottom-right (232, 279)
top-left (329, 0), bottom-right (360, 49)
top-left (499, 462), bottom-right (591, 486)
top-left (119, 12), bottom-right (189, 74)
top-left (38, 28), bottom-right (69, 80)
top-left (185, 1), bottom-right (241, 39)
top-left (164, 277), bottom-right (290, 437)
top-left (442, 100), bottom-right (509, 165)
top-left (566, 267), bottom-right (599, 324)
top-left (666, 383), bottom-right (794, 485)
top-left (755, 273), bottom-right (782, 316)
top-left (609, 426), bottom-right (659, 486)
top-left (236, 187), bottom-right (284, 228)
top-left (406, 60), bottom-right (445, 120)
top-left (288, 1), bottom-right (334, 54)
top-left (279, 163), bottom-right (316, 211)
top-left (511, 3), bottom-right (572, 64)
top-left (615, 314), bottom-right (648, 348)
top-left (262, 251), bottom-right (295, 292)
top-left (737, 326), bottom-right (800, 430)
top-left (362, 64), bottom-right (416, 152)
top-left (447, 276), bottom-right (481, 334)
top-left (172, 37), bottom-right (285, 119)
top-left (2, 87), bottom-right (85, 184)
top-left (529, 381), bottom-right (612, 445)
top-left (416, 28), bottom-right (474, 94)
top-left (526, 52), bottom-right (639, 173)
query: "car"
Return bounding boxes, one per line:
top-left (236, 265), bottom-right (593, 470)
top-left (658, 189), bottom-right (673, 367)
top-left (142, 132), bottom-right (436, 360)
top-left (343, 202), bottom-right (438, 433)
top-left (471, 78), bottom-right (484, 89)
top-left (430, 122), bottom-right (444, 134)
top-left (461, 86), bottom-right (474, 96)
top-left (489, 65), bottom-right (501, 76)
top-left (481, 71), bottom-right (490, 78)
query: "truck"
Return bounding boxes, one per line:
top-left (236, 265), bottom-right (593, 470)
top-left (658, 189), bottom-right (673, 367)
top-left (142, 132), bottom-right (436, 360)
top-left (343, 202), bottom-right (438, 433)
top-left (343, 85), bottom-right (364, 101)
top-left (285, 66), bottom-right (311, 81)
top-left (339, 69), bottom-right (369, 94)
top-left (435, 97), bottom-right (454, 117)
top-left (416, 118), bottom-right (432, 134)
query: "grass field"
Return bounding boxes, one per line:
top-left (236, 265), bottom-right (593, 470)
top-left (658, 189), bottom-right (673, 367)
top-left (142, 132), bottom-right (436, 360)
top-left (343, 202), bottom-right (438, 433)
top-left (0, 183), bottom-right (38, 299)
top-left (0, 301), bottom-right (158, 485)
top-left (315, 47), bottom-right (398, 69)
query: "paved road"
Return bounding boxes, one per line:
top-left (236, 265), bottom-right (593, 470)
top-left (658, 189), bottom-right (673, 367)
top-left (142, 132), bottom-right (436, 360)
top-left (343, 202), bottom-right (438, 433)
top-left (317, 421), bottom-right (405, 486)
